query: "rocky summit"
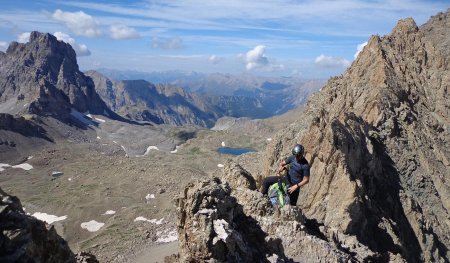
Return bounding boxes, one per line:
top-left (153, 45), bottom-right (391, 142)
top-left (174, 9), bottom-right (450, 263)
top-left (0, 32), bottom-right (112, 120)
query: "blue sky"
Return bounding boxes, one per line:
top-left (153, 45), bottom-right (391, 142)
top-left (0, 0), bottom-right (448, 79)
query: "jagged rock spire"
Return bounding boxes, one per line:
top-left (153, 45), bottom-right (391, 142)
top-left (0, 31), bottom-right (111, 118)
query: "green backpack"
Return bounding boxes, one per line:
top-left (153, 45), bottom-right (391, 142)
top-left (268, 181), bottom-right (290, 207)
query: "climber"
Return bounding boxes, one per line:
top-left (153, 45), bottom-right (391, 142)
top-left (261, 144), bottom-right (310, 206)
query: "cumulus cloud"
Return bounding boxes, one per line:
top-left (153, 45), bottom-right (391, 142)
top-left (209, 55), bottom-right (224, 64)
top-left (314, 54), bottom-right (351, 68)
top-left (0, 41), bottom-right (8, 51)
top-left (54, 32), bottom-right (91, 56)
top-left (52, 9), bottom-right (101, 37)
top-left (151, 36), bottom-right (183, 49)
top-left (240, 45), bottom-right (284, 71)
top-left (17, 32), bottom-right (31, 43)
top-left (243, 45), bottom-right (269, 70)
top-left (109, 24), bottom-right (140, 40)
top-left (354, 41), bottom-right (368, 59)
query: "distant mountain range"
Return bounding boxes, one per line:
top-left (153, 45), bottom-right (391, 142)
top-left (95, 69), bottom-right (325, 119)
top-left (86, 70), bottom-right (281, 127)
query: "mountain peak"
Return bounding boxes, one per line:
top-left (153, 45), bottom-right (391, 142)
top-left (0, 31), bottom-right (109, 119)
top-left (391, 17), bottom-right (418, 36)
top-left (29, 31), bottom-right (52, 42)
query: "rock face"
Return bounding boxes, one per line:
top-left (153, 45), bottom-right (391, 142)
top-left (262, 10), bottom-right (449, 262)
top-left (175, 160), bottom-right (366, 262)
top-left (0, 32), bottom-right (112, 119)
top-left (174, 10), bottom-right (450, 263)
top-left (0, 187), bottom-right (98, 263)
top-left (0, 113), bottom-right (51, 141)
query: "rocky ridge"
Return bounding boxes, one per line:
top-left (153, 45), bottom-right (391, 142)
top-left (262, 10), bottom-right (450, 262)
top-left (0, 187), bottom-right (98, 263)
top-left (173, 9), bottom-right (450, 263)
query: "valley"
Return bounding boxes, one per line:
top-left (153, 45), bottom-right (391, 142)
top-left (0, 112), bottom-right (282, 262)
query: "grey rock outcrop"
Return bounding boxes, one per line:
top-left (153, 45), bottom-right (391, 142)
top-left (173, 160), bottom-right (383, 262)
top-left (0, 113), bottom-right (51, 141)
top-left (0, 187), bottom-right (98, 263)
top-left (0, 32), bottom-right (113, 120)
top-left (262, 10), bottom-right (450, 262)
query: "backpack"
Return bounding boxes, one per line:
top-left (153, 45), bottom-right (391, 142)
top-left (268, 180), bottom-right (290, 207)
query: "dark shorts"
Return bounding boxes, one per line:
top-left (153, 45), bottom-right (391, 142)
top-left (261, 176), bottom-right (300, 206)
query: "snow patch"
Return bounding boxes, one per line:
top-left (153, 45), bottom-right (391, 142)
top-left (32, 212), bottom-right (67, 224)
top-left (134, 216), bottom-right (164, 225)
top-left (144, 146), bottom-right (159, 155)
top-left (96, 136), bottom-right (101, 139)
top-left (267, 138), bottom-right (272, 141)
top-left (145, 194), bottom-right (155, 200)
top-left (68, 178), bottom-right (73, 181)
top-left (95, 118), bottom-right (106, 123)
top-left (86, 114), bottom-right (93, 118)
top-left (0, 163), bottom-right (11, 172)
top-left (12, 163), bottom-right (33, 170)
top-left (217, 164), bottom-right (224, 168)
top-left (113, 141), bottom-right (118, 144)
top-left (221, 141), bottom-right (226, 147)
top-left (70, 109), bottom-right (93, 125)
top-left (120, 145), bottom-right (128, 157)
top-left (27, 156), bottom-right (33, 160)
top-left (170, 146), bottom-right (179, 153)
top-left (81, 220), bottom-right (105, 232)
top-left (156, 229), bottom-right (178, 243)
top-left (102, 210), bottom-right (116, 215)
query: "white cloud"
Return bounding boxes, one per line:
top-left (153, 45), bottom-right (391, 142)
top-left (17, 32), bottom-right (31, 43)
top-left (54, 32), bottom-right (91, 57)
top-left (209, 55), bottom-right (224, 64)
top-left (0, 41), bottom-right (7, 51)
top-left (110, 24), bottom-right (140, 40)
top-left (52, 9), bottom-right (101, 37)
top-left (152, 36), bottom-right (183, 49)
top-left (315, 54), bottom-right (351, 68)
top-left (243, 45), bottom-right (269, 70)
top-left (354, 41), bottom-right (368, 59)
top-left (240, 45), bottom-right (284, 71)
